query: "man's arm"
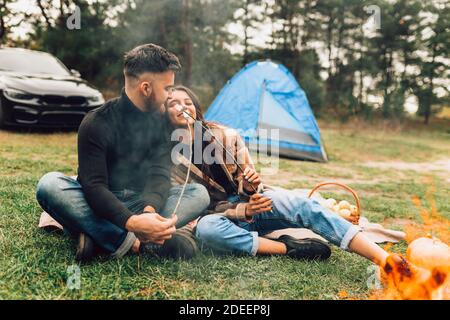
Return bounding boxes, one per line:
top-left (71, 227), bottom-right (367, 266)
top-left (139, 138), bottom-right (172, 213)
top-left (77, 113), bottom-right (134, 228)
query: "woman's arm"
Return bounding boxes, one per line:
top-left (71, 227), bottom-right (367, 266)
top-left (234, 132), bottom-right (262, 194)
top-left (212, 193), bottom-right (272, 222)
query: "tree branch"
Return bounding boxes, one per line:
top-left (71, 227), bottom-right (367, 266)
top-left (36, 0), bottom-right (52, 28)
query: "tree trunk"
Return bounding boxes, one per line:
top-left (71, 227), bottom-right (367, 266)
top-left (182, 0), bottom-right (192, 86)
top-left (57, 0), bottom-right (67, 28)
top-left (424, 43), bottom-right (437, 125)
top-left (36, 0), bottom-right (52, 28)
top-left (243, 0), bottom-right (250, 66)
top-left (424, 103), bottom-right (430, 124)
top-left (0, 3), bottom-right (5, 42)
top-left (358, 23), bottom-right (364, 113)
top-left (327, 16), bottom-right (333, 76)
top-left (325, 14), bottom-right (334, 108)
top-left (382, 48), bottom-right (393, 117)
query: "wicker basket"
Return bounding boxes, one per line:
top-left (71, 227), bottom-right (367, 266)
top-left (308, 182), bottom-right (361, 225)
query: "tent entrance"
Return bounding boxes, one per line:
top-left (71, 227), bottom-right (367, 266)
top-left (257, 87), bottom-right (316, 146)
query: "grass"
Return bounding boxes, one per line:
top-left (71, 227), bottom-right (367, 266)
top-left (0, 119), bottom-right (449, 300)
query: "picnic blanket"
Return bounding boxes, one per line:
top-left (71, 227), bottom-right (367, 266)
top-left (38, 187), bottom-right (405, 244)
top-left (263, 188), bottom-right (405, 243)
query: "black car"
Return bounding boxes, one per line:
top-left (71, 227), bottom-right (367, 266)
top-left (0, 47), bottom-right (104, 128)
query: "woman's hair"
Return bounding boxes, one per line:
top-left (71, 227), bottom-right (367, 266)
top-left (170, 85), bottom-right (205, 122)
top-left (168, 85), bottom-right (220, 191)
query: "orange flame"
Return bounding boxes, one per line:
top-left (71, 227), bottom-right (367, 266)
top-left (371, 178), bottom-right (449, 300)
top-left (371, 254), bottom-right (449, 300)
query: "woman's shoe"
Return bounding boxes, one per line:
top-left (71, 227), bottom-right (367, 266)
top-left (277, 235), bottom-right (331, 261)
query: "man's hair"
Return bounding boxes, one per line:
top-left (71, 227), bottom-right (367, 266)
top-left (123, 43), bottom-right (181, 78)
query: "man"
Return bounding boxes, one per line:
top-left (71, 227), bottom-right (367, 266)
top-left (36, 44), bottom-right (210, 262)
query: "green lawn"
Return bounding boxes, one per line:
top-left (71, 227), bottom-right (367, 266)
top-left (0, 120), bottom-right (449, 299)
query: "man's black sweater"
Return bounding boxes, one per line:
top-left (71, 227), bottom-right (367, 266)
top-left (77, 90), bottom-right (172, 228)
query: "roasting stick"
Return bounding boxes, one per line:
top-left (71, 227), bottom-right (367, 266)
top-left (180, 110), bottom-right (259, 194)
top-left (171, 106), bottom-right (194, 217)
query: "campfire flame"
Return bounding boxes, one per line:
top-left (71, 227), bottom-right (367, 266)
top-left (371, 252), bottom-right (449, 300)
top-left (371, 178), bottom-right (450, 300)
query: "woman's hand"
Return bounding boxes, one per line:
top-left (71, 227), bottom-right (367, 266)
top-left (243, 167), bottom-right (261, 192)
top-left (245, 193), bottom-right (273, 219)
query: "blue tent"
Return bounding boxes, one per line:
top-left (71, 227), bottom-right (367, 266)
top-left (205, 60), bottom-right (328, 162)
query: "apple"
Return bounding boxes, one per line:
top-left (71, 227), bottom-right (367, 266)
top-left (338, 200), bottom-right (351, 210)
top-left (339, 209), bottom-right (352, 220)
top-left (324, 198), bottom-right (337, 209)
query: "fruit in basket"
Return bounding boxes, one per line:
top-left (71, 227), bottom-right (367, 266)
top-left (338, 200), bottom-right (351, 210)
top-left (339, 209), bottom-right (352, 219)
top-left (311, 183), bottom-right (360, 225)
top-left (323, 197), bottom-right (359, 224)
top-left (324, 198), bottom-right (337, 209)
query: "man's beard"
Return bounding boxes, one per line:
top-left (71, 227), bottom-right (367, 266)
top-left (143, 92), bottom-right (163, 113)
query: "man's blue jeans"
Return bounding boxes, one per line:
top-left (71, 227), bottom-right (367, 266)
top-left (195, 188), bottom-right (361, 256)
top-left (36, 172), bottom-right (210, 257)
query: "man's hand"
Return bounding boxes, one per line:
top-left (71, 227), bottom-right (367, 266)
top-left (143, 205), bottom-right (156, 213)
top-left (125, 213), bottom-right (177, 245)
top-left (243, 167), bottom-right (261, 192)
top-left (245, 193), bottom-right (272, 219)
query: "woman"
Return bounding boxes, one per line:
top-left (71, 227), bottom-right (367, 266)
top-left (166, 85), bottom-right (392, 267)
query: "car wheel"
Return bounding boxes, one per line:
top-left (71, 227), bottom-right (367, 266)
top-left (0, 98), bottom-right (4, 128)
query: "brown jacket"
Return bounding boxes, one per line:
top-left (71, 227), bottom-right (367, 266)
top-left (171, 123), bottom-right (263, 221)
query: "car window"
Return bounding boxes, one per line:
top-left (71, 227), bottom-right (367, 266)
top-left (0, 50), bottom-right (71, 76)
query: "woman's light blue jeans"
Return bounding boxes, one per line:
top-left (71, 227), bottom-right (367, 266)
top-left (36, 172), bottom-right (210, 258)
top-left (195, 188), bottom-right (361, 256)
